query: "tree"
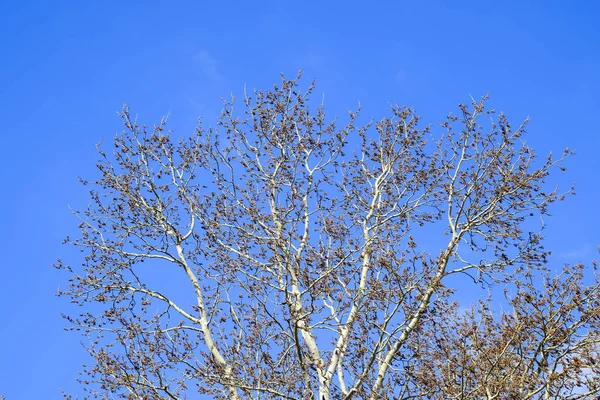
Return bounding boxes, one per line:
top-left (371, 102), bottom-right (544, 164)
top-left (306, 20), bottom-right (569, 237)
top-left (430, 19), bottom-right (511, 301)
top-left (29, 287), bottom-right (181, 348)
top-left (405, 263), bottom-right (600, 399)
top-left (56, 73), bottom-right (600, 399)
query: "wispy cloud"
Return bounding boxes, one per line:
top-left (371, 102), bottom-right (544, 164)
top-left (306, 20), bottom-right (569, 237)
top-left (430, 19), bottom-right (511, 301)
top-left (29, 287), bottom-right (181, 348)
top-left (194, 50), bottom-right (221, 82)
top-left (396, 70), bottom-right (407, 83)
top-left (558, 242), bottom-right (592, 260)
top-left (306, 50), bottom-right (323, 68)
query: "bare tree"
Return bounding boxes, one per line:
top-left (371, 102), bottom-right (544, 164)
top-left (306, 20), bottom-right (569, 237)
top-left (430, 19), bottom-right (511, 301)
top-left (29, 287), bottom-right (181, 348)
top-left (56, 73), bottom-right (598, 399)
top-left (404, 263), bottom-right (600, 399)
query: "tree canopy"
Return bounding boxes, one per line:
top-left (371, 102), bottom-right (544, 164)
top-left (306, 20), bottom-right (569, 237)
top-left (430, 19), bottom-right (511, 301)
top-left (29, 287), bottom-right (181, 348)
top-left (57, 74), bottom-right (600, 399)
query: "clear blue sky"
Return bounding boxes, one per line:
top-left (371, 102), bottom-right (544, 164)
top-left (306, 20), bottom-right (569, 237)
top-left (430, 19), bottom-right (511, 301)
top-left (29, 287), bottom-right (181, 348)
top-left (1, 1), bottom-right (599, 397)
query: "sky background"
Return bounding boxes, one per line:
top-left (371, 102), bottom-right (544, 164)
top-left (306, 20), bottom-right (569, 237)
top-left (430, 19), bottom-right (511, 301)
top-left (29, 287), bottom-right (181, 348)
top-left (1, 1), bottom-right (599, 397)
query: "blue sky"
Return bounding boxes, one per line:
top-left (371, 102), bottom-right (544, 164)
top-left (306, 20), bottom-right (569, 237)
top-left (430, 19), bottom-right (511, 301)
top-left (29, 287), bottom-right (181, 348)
top-left (1, 1), bottom-right (599, 397)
